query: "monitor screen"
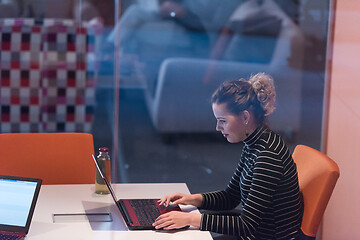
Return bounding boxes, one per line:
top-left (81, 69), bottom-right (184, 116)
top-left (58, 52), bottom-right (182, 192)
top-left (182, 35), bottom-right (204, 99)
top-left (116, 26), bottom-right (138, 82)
top-left (0, 178), bottom-right (38, 227)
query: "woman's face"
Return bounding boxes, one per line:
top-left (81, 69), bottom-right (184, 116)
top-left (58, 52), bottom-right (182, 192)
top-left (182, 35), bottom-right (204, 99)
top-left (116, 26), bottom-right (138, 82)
top-left (212, 103), bottom-right (247, 143)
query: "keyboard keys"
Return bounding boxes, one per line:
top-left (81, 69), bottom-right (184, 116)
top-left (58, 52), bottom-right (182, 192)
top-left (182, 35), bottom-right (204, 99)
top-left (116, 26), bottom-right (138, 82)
top-left (129, 199), bottom-right (161, 225)
top-left (0, 233), bottom-right (23, 240)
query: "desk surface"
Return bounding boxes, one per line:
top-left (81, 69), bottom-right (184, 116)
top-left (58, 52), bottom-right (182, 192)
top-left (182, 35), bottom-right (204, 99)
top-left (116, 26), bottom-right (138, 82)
top-left (28, 183), bottom-right (212, 240)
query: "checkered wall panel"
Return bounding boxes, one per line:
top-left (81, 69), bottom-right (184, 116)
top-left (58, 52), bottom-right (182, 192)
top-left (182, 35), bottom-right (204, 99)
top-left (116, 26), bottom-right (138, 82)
top-left (0, 19), bottom-right (42, 132)
top-left (0, 18), bottom-right (102, 133)
top-left (41, 19), bottom-right (99, 132)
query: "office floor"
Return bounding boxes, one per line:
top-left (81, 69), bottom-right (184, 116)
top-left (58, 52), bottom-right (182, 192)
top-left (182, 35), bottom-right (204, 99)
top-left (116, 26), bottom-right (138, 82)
top-left (93, 76), bottom-right (323, 194)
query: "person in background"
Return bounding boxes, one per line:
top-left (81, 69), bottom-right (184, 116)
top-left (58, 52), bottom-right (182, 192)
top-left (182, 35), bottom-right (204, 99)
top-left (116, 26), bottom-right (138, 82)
top-left (153, 72), bottom-right (304, 239)
top-left (106, 0), bottom-right (238, 91)
top-left (107, 0), bottom-right (239, 49)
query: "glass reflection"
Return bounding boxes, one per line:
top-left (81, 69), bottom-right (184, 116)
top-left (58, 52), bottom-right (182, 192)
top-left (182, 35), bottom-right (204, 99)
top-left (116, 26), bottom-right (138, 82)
top-left (106, 0), bottom-right (328, 191)
top-left (0, 0), bottom-right (330, 192)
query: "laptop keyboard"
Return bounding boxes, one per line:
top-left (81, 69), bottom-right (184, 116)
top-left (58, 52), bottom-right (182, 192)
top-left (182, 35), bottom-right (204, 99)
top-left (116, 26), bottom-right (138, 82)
top-left (129, 199), bottom-right (161, 225)
top-left (0, 232), bottom-right (23, 240)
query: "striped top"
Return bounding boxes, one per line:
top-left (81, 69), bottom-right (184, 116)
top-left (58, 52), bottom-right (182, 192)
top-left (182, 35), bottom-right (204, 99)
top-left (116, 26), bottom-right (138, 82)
top-left (199, 126), bottom-right (303, 239)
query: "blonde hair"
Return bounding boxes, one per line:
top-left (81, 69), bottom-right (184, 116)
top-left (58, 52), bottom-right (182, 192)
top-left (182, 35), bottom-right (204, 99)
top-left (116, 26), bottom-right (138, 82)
top-left (249, 72), bottom-right (276, 116)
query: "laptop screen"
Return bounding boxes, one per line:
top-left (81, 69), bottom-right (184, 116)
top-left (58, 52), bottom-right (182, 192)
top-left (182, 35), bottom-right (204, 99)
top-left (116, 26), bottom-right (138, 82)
top-left (0, 175), bottom-right (42, 234)
top-left (0, 179), bottom-right (37, 227)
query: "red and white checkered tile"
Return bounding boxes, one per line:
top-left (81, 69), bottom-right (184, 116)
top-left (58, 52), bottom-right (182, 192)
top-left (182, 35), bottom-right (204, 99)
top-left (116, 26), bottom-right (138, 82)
top-left (0, 18), bottom-right (102, 133)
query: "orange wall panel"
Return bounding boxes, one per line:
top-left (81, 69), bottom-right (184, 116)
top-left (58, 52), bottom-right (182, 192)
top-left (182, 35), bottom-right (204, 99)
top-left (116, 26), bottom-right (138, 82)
top-left (323, 0), bottom-right (360, 239)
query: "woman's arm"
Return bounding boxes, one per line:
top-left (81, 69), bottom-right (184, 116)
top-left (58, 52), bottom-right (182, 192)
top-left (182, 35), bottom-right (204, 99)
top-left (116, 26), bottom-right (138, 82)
top-left (200, 160), bottom-right (244, 211)
top-left (200, 152), bottom-right (283, 238)
top-left (154, 152), bottom-right (245, 230)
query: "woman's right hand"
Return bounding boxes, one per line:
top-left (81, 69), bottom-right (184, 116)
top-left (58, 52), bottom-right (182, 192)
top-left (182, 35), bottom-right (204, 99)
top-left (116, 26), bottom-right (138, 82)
top-left (158, 193), bottom-right (203, 208)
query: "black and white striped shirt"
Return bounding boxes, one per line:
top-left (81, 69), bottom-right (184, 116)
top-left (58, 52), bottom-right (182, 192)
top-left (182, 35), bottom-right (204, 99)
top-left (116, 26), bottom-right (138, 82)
top-left (199, 126), bottom-right (303, 239)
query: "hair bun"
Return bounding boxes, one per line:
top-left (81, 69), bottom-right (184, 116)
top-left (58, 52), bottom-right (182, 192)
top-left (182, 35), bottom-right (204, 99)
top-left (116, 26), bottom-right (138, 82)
top-left (249, 73), bottom-right (276, 116)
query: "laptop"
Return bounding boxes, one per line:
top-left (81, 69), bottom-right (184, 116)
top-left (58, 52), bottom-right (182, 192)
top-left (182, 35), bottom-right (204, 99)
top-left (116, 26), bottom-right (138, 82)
top-left (92, 155), bottom-right (184, 230)
top-left (0, 175), bottom-right (42, 240)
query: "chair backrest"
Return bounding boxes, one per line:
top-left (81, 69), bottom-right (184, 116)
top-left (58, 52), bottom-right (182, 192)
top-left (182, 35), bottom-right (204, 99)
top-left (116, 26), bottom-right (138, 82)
top-left (292, 145), bottom-right (340, 237)
top-left (0, 133), bottom-right (95, 184)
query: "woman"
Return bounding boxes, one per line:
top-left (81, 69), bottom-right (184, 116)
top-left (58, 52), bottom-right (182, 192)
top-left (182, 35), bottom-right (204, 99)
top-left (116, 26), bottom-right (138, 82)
top-left (153, 73), bottom-right (303, 239)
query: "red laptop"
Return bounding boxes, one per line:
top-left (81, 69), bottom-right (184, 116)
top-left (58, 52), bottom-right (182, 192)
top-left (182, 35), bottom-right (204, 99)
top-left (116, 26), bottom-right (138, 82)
top-left (92, 155), bottom-right (185, 230)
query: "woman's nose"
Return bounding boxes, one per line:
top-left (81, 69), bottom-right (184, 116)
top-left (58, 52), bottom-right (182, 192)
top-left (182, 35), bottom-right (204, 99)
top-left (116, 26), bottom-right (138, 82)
top-left (216, 123), bottom-right (222, 131)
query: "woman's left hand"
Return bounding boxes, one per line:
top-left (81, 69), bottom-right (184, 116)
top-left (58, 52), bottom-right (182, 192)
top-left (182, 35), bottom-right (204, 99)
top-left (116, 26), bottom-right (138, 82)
top-left (153, 212), bottom-right (201, 230)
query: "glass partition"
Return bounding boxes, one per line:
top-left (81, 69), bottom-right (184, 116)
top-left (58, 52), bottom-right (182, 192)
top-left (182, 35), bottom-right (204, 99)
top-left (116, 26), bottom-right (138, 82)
top-left (0, 0), bottom-right (330, 193)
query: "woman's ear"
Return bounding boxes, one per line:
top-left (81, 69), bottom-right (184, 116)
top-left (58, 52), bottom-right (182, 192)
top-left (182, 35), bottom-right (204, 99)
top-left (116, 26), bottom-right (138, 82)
top-left (242, 110), bottom-right (251, 124)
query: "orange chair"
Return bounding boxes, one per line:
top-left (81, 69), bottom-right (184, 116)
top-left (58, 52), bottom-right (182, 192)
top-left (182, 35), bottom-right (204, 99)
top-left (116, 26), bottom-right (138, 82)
top-left (292, 145), bottom-right (340, 239)
top-left (0, 133), bottom-right (96, 184)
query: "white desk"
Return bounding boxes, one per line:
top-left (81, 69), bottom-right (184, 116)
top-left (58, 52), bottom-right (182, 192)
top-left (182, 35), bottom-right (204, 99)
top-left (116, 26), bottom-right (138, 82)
top-left (28, 183), bottom-right (212, 240)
